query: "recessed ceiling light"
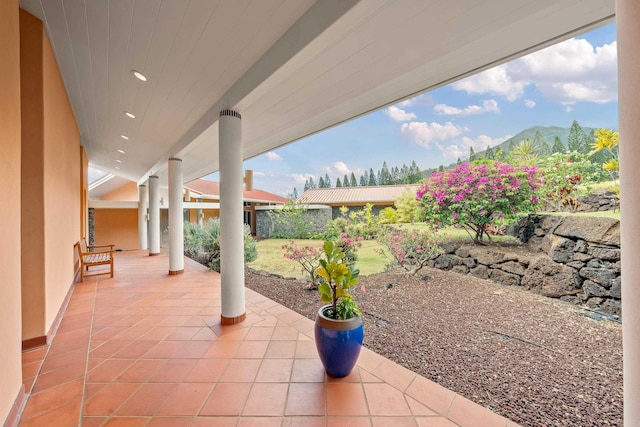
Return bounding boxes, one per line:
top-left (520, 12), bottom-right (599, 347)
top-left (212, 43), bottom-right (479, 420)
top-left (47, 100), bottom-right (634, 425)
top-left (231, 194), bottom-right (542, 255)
top-left (117, 149), bottom-right (125, 154)
top-left (116, 160), bottom-right (122, 163)
top-left (120, 134), bottom-right (129, 140)
top-left (115, 166), bottom-right (120, 170)
top-left (132, 70), bottom-right (147, 82)
top-left (125, 111), bottom-right (136, 119)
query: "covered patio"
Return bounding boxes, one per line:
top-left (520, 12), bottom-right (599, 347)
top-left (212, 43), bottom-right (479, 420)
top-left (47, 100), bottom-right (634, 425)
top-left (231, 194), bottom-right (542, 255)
top-left (20, 251), bottom-right (515, 427)
top-left (3, 0), bottom-right (640, 425)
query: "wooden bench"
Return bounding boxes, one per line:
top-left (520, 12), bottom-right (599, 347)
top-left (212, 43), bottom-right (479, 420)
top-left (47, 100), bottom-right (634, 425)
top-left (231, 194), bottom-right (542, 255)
top-left (75, 238), bottom-right (115, 281)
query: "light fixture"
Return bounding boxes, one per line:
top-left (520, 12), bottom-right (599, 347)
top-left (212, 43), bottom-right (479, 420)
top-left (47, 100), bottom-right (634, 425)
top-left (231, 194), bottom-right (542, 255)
top-left (120, 134), bottom-right (129, 140)
top-left (132, 70), bottom-right (147, 82)
top-left (116, 159), bottom-right (122, 163)
top-left (125, 111), bottom-right (135, 119)
top-left (117, 149), bottom-right (125, 154)
top-left (115, 166), bottom-right (120, 170)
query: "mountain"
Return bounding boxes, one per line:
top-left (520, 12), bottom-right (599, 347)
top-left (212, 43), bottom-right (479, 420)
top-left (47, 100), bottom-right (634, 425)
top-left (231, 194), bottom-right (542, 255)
top-left (421, 124), bottom-right (602, 176)
top-left (491, 125), bottom-right (598, 154)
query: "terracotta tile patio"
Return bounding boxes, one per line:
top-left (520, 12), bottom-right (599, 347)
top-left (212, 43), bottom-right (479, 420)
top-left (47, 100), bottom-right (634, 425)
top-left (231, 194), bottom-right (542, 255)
top-left (19, 251), bottom-right (519, 427)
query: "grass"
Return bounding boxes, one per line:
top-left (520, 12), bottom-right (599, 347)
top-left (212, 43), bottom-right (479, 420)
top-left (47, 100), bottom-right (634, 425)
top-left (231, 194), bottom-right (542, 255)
top-left (247, 238), bottom-right (389, 280)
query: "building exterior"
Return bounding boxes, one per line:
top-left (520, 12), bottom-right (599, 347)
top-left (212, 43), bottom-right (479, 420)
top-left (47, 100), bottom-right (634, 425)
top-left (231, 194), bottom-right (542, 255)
top-left (89, 179), bottom-right (288, 250)
top-left (3, 1), bottom-right (639, 426)
top-left (299, 185), bottom-right (419, 218)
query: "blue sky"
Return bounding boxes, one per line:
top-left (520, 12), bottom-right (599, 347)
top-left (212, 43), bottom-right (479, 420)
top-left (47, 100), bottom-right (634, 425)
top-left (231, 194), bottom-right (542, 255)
top-left (209, 23), bottom-right (618, 197)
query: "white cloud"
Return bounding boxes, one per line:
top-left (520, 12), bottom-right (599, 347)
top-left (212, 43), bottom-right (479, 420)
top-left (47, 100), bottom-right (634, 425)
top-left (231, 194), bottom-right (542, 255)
top-left (433, 99), bottom-right (499, 116)
top-left (325, 161), bottom-right (363, 178)
top-left (438, 134), bottom-right (512, 160)
top-left (400, 121), bottom-right (466, 147)
top-left (265, 151), bottom-right (282, 161)
top-left (396, 94), bottom-right (434, 108)
top-left (452, 38), bottom-right (617, 105)
top-left (524, 99), bottom-right (536, 108)
top-left (385, 105), bottom-right (417, 122)
top-left (453, 66), bottom-right (527, 101)
top-left (565, 106), bottom-right (573, 113)
top-left (252, 171), bottom-right (266, 177)
top-left (289, 173), bottom-right (315, 186)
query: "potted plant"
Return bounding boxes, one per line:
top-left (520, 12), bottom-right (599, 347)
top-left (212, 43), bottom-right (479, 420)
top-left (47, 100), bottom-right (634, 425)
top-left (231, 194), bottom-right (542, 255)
top-left (314, 240), bottom-right (364, 378)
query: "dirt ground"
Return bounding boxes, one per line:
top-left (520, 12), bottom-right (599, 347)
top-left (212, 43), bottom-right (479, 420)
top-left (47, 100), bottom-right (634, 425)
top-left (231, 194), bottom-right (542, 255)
top-left (245, 266), bottom-right (623, 427)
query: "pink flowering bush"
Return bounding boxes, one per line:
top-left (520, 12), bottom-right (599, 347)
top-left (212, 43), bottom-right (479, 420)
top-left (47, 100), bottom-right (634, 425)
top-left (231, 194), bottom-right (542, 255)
top-left (377, 227), bottom-right (442, 276)
top-left (416, 162), bottom-right (541, 242)
top-left (283, 235), bottom-right (363, 288)
top-left (335, 232), bottom-right (364, 266)
top-left (282, 241), bottom-right (322, 288)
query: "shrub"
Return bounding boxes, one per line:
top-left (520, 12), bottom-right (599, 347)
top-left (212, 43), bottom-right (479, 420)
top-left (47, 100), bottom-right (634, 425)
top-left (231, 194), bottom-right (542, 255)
top-left (282, 241), bottom-right (322, 288)
top-left (537, 153), bottom-right (599, 212)
top-left (378, 207), bottom-right (398, 224)
top-left (377, 227), bottom-right (442, 275)
top-left (417, 162), bottom-right (541, 242)
top-left (183, 218), bottom-right (258, 271)
top-left (325, 204), bottom-right (380, 240)
top-left (394, 187), bottom-right (421, 223)
top-left (267, 200), bottom-right (314, 239)
top-left (334, 233), bottom-right (363, 266)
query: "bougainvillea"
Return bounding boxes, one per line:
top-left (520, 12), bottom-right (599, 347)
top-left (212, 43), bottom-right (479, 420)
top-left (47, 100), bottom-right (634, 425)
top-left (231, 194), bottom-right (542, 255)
top-left (416, 162), bottom-right (542, 242)
top-left (377, 227), bottom-right (442, 275)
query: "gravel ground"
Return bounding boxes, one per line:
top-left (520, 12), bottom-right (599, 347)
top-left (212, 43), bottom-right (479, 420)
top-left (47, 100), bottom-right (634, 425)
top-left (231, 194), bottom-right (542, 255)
top-left (245, 266), bottom-right (622, 426)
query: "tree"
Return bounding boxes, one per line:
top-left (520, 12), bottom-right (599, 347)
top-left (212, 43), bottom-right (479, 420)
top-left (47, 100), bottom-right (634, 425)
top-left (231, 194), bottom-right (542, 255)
top-left (417, 162), bottom-right (541, 242)
top-left (335, 177), bottom-right (342, 187)
top-left (318, 177), bottom-right (325, 188)
top-left (391, 166), bottom-right (400, 184)
top-left (359, 174), bottom-right (367, 186)
top-left (324, 173), bottom-right (332, 188)
top-left (350, 172), bottom-right (358, 187)
top-left (469, 147), bottom-right (478, 162)
top-left (438, 165), bottom-right (444, 172)
top-left (508, 139), bottom-right (538, 166)
top-left (368, 168), bottom-right (377, 186)
top-left (485, 145), bottom-right (494, 160)
top-left (308, 177), bottom-right (316, 189)
top-left (551, 136), bottom-right (565, 154)
top-left (567, 120), bottom-right (587, 153)
top-left (408, 161), bottom-right (422, 183)
top-left (343, 174), bottom-right (350, 187)
top-left (507, 139), bottom-right (516, 153)
top-left (394, 187), bottom-right (421, 223)
top-left (288, 187), bottom-right (299, 200)
top-left (379, 162), bottom-right (392, 185)
top-left (532, 131), bottom-right (550, 156)
top-left (456, 157), bottom-right (462, 165)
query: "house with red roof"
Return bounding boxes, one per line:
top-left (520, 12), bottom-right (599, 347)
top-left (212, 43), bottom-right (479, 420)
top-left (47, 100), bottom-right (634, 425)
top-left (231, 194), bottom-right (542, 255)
top-left (89, 177), bottom-right (288, 250)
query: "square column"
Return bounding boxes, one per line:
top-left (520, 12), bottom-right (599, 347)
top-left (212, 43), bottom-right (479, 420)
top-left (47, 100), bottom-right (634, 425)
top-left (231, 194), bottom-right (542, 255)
top-left (617, 0), bottom-right (640, 424)
top-left (138, 184), bottom-right (148, 250)
top-left (219, 109), bottom-right (245, 324)
top-left (168, 157), bottom-right (184, 274)
top-left (148, 175), bottom-right (160, 256)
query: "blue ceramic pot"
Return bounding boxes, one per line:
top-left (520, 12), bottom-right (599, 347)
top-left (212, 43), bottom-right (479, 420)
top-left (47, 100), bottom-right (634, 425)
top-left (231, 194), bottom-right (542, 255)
top-left (314, 305), bottom-right (364, 378)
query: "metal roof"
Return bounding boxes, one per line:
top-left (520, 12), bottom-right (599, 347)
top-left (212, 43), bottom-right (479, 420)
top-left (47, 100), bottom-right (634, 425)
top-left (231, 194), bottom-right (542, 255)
top-left (298, 185), bottom-right (418, 205)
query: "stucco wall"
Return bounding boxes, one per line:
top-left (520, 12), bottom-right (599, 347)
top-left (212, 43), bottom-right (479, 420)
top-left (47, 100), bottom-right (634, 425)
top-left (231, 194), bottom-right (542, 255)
top-left (0, 0), bottom-right (25, 423)
top-left (93, 209), bottom-right (139, 251)
top-left (101, 181), bottom-right (138, 201)
top-left (43, 34), bottom-right (81, 331)
top-left (19, 9), bottom-right (46, 342)
top-left (20, 9), bottom-right (81, 342)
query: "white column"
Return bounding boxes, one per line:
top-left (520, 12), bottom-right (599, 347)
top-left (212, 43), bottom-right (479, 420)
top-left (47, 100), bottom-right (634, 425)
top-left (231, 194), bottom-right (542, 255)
top-left (148, 175), bottom-right (160, 256)
top-left (219, 109), bottom-right (245, 324)
top-left (168, 158), bottom-right (184, 274)
top-left (197, 207), bottom-right (204, 226)
top-left (138, 184), bottom-right (148, 250)
top-left (617, 0), bottom-right (640, 424)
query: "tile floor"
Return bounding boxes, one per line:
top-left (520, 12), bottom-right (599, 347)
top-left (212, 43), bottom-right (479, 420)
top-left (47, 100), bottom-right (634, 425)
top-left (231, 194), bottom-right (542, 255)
top-left (19, 250), bottom-right (519, 427)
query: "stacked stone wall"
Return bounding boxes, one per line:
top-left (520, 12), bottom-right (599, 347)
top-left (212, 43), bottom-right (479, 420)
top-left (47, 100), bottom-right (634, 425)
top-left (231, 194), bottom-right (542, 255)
top-left (426, 214), bottom-right (621, 317)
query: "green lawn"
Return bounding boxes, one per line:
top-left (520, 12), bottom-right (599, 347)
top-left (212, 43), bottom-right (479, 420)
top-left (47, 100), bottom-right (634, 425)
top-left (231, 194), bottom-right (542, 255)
top-left (247, 238), bottom-right (389, 279)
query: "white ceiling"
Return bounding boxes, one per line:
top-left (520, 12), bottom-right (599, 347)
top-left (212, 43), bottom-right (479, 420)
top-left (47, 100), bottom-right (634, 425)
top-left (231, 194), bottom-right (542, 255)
top-left (19, 0), bottom-right (614, 188)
